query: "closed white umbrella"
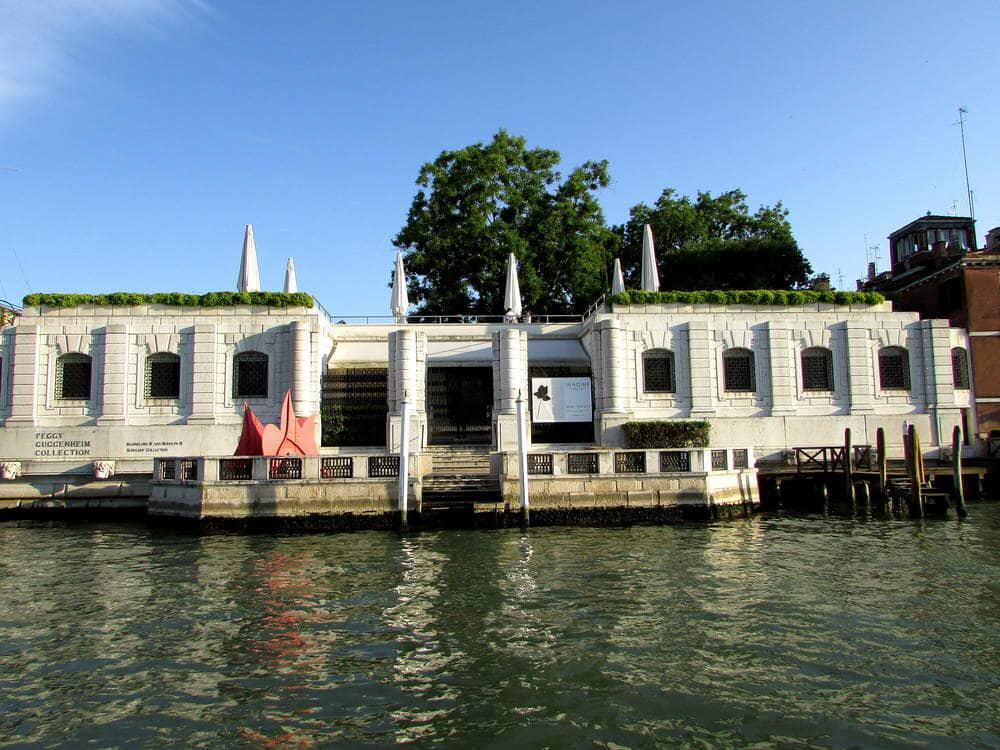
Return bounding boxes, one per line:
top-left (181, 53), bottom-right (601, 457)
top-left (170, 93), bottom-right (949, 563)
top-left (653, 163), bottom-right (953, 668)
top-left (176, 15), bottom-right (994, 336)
top-left (503, 252), bottom-right (522, 319)
top-left (611, 257), bottom-right (626, 294)
top-left (237, 224), bottom-right (261, 292)
top-left (283, 257), bottom-right (298, 293)
top-left (641, 224), bottom-right (659, 292)
top-left (390, 251), bottom-right (409, 320)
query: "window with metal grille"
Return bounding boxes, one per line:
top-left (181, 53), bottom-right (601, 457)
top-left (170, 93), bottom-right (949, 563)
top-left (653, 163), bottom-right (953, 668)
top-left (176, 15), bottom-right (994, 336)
top-left (233, 351), bottom-right (268, 399)
top-left (801, 347), bottom-right (834, 391)
top-left (527, 454), bottom-right (553, 475)
top-left (269, 458), bottom-right (302, 480)
top-left (722, 348), bottom-right (755, 392)
top-left (951, 347), bottom-right (970, 390)
top-left (660, 451), bottom-right (691, 472)
top-left (615, 451), bottom-right (645, 473)
top-left (368, 455), bottom-right (400, 477)
top-left (711, 450), bottom-right (728, 470)
top-left (733, 449), bottom-right (749, 469)
top-left (878, 347), bottom-right (910, 390)
top-left (567, 452), bottom-right (599, 474)
top-left (180, 458), bottom-right (199, 481)
top-left (55, 353), bottom-right (92, 400)
top-left (145, 352), bottom-right (180, 399)
top-left (642, 349), bottom-right (675, 393)
top-left (321, 456), bottom-right (354, 478)
top-left (219, 458), bottom-right (252, 480)
top-left (159, 460), bottom-right (176, 480)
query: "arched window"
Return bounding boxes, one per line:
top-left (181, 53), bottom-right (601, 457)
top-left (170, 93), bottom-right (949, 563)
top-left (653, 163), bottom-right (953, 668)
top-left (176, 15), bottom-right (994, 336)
top-left (145, 352), bottom-right (181, 399)
top-left (722, 348), bottom-right (755, 392)
top-left (642, 349), bottom-right (675, 393)
top-left (56, 353), bottom-right (92, 400)
top-left (951, 347), bottom-right (970, 390)
top-left (878, 347), bottom-right (910, 390)
top-left (233, 351), bottom-right (268, 399)
top-left (801, 347), bottom-right (834, 391)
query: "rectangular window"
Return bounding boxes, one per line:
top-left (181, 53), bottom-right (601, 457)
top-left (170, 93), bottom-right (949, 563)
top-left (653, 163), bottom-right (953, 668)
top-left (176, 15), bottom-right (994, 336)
top-left (723, 352), bottom-right (755, 392)
top-left (57, 357), bottom-right (92, 400)
top-left (234, 353), bottom-right (268, 399)
top-left (146, 357), bottom-right (181, 399)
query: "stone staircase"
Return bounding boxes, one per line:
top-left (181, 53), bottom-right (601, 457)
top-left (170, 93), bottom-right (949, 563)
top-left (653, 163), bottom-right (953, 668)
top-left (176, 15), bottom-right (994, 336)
top-left (422, 446), bottom-right (500, 511)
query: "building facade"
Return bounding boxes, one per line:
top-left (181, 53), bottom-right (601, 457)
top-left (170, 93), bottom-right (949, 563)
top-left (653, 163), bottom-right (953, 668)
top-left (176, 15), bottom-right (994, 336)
top-left (861, 214), bottom-right (1000, 440)
top-left (0, 296), bottom-right (974, 478)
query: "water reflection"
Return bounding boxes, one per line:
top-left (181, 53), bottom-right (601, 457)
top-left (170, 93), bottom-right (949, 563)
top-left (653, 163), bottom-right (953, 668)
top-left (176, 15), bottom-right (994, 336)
top-left (0, 510), bottom-right (998, 748)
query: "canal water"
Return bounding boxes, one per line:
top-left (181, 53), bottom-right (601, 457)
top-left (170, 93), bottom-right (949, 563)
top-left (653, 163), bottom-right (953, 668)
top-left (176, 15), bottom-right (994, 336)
top-left (1, 508), bottom-right (998, 749)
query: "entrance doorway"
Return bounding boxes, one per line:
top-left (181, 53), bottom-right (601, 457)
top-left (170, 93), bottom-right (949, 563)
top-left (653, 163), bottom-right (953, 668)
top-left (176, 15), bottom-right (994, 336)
top-left (427, 367), bottom-right (493, 445)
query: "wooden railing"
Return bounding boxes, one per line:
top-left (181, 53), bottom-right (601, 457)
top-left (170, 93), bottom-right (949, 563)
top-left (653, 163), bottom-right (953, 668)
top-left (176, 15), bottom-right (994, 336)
top-left (796, 445), bottom-right (875, 473)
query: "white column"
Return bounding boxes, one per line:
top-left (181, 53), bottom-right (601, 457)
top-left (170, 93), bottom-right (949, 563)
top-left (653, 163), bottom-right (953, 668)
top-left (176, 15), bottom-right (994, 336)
top-left (600, 320), bottom-right (627, 414)
top-left (291, 320), bottom-right (313, 416)
top-left (768, 321), bottom-right (796, 416)
top-left (6, 323), bottom-right (40, 425)
top-left (495, 327), bottom-right (527, 450)
top-left (687, 320), bottom-right (713, 417)
top-left (98, 323), bottom-right (129, 424)
top-left (388, 329), bottom-right (419, 452)
top-left (188, 323), bottom-right (218, 424)
top-left (845, 326), bottom-right (875, 414)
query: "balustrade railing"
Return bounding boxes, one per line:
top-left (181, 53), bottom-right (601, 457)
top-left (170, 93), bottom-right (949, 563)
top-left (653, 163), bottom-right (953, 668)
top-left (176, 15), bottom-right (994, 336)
top-left (153, 446), bottom-right (755, 485)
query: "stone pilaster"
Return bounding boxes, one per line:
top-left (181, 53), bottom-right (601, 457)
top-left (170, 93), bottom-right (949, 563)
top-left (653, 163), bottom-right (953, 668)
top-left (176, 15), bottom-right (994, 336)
top-left (922, 318), bottom-right (959, 445)
top-left (98, 323), bottom-right (129, 424)
top-left (187, 323), bottom-right (218, 424)
top-left (291, 320), bottom-right (314, 417)
top-left (687, 319), bottom-right (713, 418)
top-left (845, 325), bottom-right (875, 413)
top-left (494, 327), bottom-right (528, 450)
top-left (5, 323), bottom-right (40, 425)
top-left (387, 329), bottom-right (424, 452)
top-left (767, 321), bottom-right (796, 416)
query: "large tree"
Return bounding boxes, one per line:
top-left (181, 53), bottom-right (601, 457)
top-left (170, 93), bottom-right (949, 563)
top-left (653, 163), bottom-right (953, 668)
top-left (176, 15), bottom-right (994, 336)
top-left (616, 189), bottom-right (813, 290)
top-left (393, 130), bottom-right (613, 315)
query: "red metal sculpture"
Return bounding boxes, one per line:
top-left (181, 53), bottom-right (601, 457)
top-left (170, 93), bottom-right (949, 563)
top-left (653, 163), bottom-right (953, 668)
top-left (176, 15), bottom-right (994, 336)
top-left (234, 391), bottom-right (318, 456)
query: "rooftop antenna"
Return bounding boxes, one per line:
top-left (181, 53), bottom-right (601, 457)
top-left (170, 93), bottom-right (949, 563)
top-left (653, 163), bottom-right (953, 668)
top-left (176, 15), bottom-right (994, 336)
top-left (957, 107), bottom-right (974, 221)
top-left (836, 268), bottom-right (845, 289)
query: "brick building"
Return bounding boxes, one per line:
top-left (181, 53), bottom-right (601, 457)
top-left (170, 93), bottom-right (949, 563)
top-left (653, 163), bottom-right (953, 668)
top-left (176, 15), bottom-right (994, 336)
top-left (861, 213), bottom-right (1000, 446)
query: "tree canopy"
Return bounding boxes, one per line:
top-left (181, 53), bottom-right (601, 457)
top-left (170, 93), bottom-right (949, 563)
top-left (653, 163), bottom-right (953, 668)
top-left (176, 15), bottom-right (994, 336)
top-left (615, 189), bottom-right (813, 290)
top-left (393, 134), bottom-right (816, 315)
top-left (393, 130), bottom-right (613, 315)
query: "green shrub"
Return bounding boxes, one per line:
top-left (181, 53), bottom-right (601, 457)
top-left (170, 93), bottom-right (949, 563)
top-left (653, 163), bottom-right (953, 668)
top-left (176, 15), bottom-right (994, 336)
top-left (22, 291), bottom-right (314, 309)
top-left (623, 420), bottom-right (710, 449)
top-left (608, 290), bottom-right (884, 307)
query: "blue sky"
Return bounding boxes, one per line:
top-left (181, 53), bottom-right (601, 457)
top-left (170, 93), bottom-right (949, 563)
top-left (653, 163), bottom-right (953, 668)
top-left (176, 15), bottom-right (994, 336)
top-left (1, 0), bottom-right (997, 312)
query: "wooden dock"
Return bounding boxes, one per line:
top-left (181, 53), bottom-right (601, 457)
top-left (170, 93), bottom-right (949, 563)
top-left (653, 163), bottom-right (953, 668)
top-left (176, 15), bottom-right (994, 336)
top-left (758, 427), bottom-right (990, 517)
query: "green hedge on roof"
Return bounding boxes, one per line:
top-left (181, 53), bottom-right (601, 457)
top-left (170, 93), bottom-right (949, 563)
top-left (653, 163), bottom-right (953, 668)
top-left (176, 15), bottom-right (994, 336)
top-left (608, 290), bottom-right (884, 306)
top-left (22, 292), bottom-right (314, 308)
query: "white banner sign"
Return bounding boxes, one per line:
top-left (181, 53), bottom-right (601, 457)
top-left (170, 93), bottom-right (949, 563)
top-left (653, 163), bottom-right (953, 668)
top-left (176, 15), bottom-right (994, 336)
top-left (531, 377), bottom-right (592, 423)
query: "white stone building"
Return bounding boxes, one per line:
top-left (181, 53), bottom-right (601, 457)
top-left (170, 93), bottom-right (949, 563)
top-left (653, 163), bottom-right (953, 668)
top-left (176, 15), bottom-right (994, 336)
top-left (0, 295), bottom-right (974, 478)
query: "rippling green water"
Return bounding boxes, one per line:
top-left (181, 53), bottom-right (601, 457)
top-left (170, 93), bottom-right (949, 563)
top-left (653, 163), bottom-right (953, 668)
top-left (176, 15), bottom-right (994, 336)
top-left (1, 508), bottom-right (998, 748)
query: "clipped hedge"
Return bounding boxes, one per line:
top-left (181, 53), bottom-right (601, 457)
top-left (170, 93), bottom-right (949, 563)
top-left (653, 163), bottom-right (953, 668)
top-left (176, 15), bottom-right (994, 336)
top-left (22, 291), bottom-right (314, 309)
top-left (608, 289), bottom-right (884, 307)
top-left (623, 420), bottom-right (710, 449)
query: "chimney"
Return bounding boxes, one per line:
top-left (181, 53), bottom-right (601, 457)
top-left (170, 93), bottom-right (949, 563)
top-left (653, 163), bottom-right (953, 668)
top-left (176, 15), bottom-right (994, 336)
top-left (867, 262), bottom-right (876, 282)
top-left (812, 274), bottom-right (831, 292)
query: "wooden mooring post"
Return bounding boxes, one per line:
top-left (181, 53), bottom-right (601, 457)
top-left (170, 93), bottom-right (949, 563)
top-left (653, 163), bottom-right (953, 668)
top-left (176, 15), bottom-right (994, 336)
top-left (952, 425), bottom-right (968, 518)
top-left (843, 427), bottom-right (854, 504)
top-left (908, 424), bottom-right (923, 518)
top-left (876, 427), bottom-right (888, 510)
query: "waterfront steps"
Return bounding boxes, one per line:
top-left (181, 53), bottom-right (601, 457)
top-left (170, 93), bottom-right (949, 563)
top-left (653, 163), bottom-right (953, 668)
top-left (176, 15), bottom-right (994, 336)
top-left (423, 446), bottom-right (500, 509)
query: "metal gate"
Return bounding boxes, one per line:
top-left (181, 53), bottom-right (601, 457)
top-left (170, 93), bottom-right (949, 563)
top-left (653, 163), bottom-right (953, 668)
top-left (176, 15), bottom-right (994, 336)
top-left (321, 367), bottom-right (388, 447)
top-left (427, 367), bottom-right (493, 445)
